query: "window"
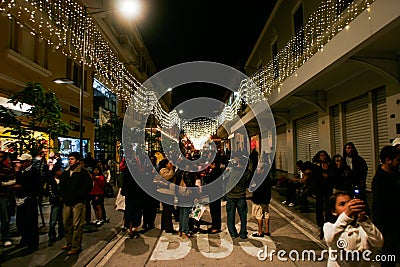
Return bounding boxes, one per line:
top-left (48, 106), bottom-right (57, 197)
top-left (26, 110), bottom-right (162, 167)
top-left (293, 4), bottom-right (304, 57)
top-left (272, 40), bottom-right (279, 79)
top-left (70, 105), bottom-right (79, 114)
top-left (66, 57), bottom-right (88, 91)
top-left (8, 17), bottom-right (48, 68)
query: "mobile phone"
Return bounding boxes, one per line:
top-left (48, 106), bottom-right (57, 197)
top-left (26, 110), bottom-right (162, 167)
top-left (353, 186), bottom-right (361, 199)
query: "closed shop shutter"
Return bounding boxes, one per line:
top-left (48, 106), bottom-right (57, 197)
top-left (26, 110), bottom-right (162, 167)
top-left (332, 105), bottom-right (342, 156)
top-left (375, 87), bottom-right (388, 152)
top-left (275, 125), bottom-right (288, 171)
top-left (344, 95), bottom-right (373, 190)
top-left (295, 113), bottom-right (319, 162)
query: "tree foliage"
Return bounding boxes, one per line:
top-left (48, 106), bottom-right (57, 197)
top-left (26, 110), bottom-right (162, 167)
top-left (0, 82), bottom-right (70, 156)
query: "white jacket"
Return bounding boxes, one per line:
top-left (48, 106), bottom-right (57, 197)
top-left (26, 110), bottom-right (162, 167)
top-left (323, 213), bottom-right (383, 267)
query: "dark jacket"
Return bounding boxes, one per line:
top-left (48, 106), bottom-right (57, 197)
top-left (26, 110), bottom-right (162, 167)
top-left (345, 155), bottom-right (368, 189)
top-left (121, 171), bottom-right (145, 200)
top-left (0, 163), bottom-right (16, 197)
top-left (251, 172), bottom-right (272, 205)
top-left (372, 166), bottom-right (400, 236)
top-left (47, 175), bottom-right (62, 205)
top-left (226, 166), bottom-right (251, 199)
top-left (59, 165), bottom-right (93, 206)
top-left (15, 165), bottom-right (41, 199)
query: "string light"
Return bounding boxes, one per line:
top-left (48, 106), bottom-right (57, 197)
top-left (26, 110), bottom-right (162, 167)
top-left (0, 0), bottom-right (375, 138)
top-left (250, 0), bottom-right (375, 97)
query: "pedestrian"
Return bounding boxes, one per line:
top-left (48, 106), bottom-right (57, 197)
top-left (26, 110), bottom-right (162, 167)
top-left (225, 155), bottom-right (252, 239)
top-left (203, 159), bottom-right (223, 234)
top-left (312, 150), bottom-right (333, 239)
top-left (121, 158), bottom-right (145, 239)
top-left (47, 152), bottom-right (57, 172)
top-left (342, 142), bottom-right (368, 196)
top-left (0, 151), bottom-right (16, 247)
top-left (89, 166), bottom-right (106, 226)
top-left (47, 164), bottom-right (65, 246)
top-left (175, 165), bottom-right (195, 238)
top-left (330, 155), bottom-right (352, 193)
top-left (372, 145), bottom-right (400, 267)
top-left (250, 163), bottom-right (272, 237)
top-left (32, 150), bottom-right (48, 228)
top-left (324, 191), bottom-right (383, 267)
top-left (14, 153), bottom-right (41, 250)
top-left (142, 156), bottom-right (159, 232)
top-left (59, 152), bottom-right (93, 255)
top-left (158, 159), bottom-right (177, 234)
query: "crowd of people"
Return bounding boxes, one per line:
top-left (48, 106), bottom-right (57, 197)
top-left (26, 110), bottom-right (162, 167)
top-left (0, 138), bottom-right (398, 266)
top-left (277, 140), bottom-right (400, 267)
top-left (115, 147), bottom-right (273, 242)
top-left (0, 150), bottom-right (115, 255)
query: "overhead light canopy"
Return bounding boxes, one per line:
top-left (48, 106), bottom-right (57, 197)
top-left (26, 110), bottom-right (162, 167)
top-left (52, 78), bottom-right (75, 84)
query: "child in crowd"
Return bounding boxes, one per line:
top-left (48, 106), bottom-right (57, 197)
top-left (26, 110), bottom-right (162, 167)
top-left (90, 166), bottom-right (106, 226)
top-left (323, 191), bottom-right (383, 267)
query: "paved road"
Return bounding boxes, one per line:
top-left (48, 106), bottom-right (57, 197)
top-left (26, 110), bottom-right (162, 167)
top-left (87, 200), bottom-right (328, 267)
top-left (0, 196), bottom-right (329, 266)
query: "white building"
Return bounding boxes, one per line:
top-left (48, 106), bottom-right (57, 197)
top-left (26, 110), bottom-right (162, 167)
top-left (241, 0), bottom-right (400, 190)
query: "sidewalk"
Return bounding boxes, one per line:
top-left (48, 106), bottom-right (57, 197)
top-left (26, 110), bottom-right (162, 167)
top-left (268, 170), bottom-right (373, 242)
top-left (0, 196), bottom-right (124, 267)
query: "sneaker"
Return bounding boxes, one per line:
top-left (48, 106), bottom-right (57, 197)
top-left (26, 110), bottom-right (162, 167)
top-left (281, 200), bottom-right (287, 205)
top-left (3, 241), bottom-right (12, 247)
top-left (96, 220), bottom-right (104, 226)
top-left (288, 203), bottom-right (295, 207)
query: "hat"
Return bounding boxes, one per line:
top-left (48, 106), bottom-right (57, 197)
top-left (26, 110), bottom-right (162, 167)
top-left (18, 154), bottom-right (33, 161)
top-left (392, 138), bottom-right (400, 147)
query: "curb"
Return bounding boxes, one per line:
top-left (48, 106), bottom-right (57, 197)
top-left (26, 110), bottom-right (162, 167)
top-left (270, 199), bottom-right (327, 249)
top-left (73, 221), bottom-right (123, 267)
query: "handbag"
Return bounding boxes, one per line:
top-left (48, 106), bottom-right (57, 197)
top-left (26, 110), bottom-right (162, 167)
top-left (114, 188), bottom-right (125, 211)
top-left (190, 202), bottom-right (205, 221)
top-left (179, 174), bottom-right (192, 197)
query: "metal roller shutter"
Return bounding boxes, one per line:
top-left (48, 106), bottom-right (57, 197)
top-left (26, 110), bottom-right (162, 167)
top-left (344, 95), bottom-right (373, 190)
top-left (375, 88), bottom-right (388, 152)
top-left (275, 125), bottom-right (288, 171)
top-left (295, 113), bottom-right (319, 162)
top-left (332, 105), bottom-right (342, 156)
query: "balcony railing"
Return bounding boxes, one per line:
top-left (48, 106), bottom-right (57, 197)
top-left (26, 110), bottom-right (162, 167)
top-left (251, 0), bottom-right (375, 97)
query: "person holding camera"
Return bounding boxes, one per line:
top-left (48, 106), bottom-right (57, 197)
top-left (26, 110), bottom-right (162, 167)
top-left (372, 145), bottom-right (400, 267)
top-left (324, 191), bottom-right (383, 267)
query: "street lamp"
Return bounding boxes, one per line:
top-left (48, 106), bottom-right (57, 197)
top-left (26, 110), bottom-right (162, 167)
top-left (53, 1), bottom-right (141, 156)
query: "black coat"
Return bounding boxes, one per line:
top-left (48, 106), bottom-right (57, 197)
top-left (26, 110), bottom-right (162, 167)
top-left (59, 165), bottom-right (93, 206)
top-left (15, 165), bottom-right (41, 199)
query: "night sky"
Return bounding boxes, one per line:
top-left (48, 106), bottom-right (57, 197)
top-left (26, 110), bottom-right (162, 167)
top-left (136, 0), bottom-right (276, 107)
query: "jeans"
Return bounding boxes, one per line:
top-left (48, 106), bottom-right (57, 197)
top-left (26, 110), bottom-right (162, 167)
top-left (179, 207), bottom-right (191, 234)
top-left (226, 197), bottom-right (247, 238)
top-left (0, 197), bottom-right (10, 241)
top-left (49, 204), bottom-right (65, 241)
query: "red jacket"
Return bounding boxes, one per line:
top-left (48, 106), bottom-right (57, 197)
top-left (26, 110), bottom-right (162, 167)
top-left (90, 175), bottom-right (105, 195)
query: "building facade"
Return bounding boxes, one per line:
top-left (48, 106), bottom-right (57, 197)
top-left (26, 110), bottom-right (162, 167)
top-left (0, 0), bottom-right (156, 160)
top-left (241, 0), bottom-right (400, 190)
